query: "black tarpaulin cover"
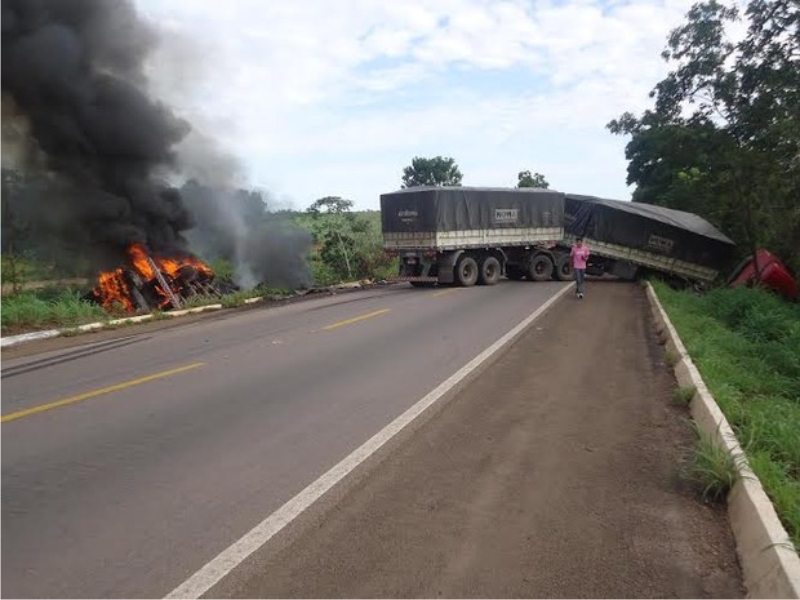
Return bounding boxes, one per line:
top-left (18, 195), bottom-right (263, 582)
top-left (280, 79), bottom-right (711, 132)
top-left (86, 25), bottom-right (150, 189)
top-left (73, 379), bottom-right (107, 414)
top-left (565, 194), bottom-right (736, 269)
top-left (381, 187), bottom-right (564, 233)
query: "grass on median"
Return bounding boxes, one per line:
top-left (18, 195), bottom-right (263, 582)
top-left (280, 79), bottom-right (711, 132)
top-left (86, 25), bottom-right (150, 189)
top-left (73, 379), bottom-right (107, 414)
top-left (1, 290), bottom-right (108, 334)
top-left (2, 285), bottom-right (297, 336)
top-left (653, 281), bottom-right (800, 549)
top-left (686, 423), bottom-right (741, 502)
top-left (674, 385), bottom-right (697, 405)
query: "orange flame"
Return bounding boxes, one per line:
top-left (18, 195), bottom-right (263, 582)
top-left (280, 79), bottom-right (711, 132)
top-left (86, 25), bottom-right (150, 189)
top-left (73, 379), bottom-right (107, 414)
top-left (94, 268), bottom-right (135, 312)
top-left (91, 242), bottom-right (214, 313)
top-left (127, 242), bottom-right (155, 280)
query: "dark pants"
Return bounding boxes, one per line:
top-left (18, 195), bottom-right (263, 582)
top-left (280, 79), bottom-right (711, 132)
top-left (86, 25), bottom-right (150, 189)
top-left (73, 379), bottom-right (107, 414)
top-left (574, 268), bottom-right (586, 294)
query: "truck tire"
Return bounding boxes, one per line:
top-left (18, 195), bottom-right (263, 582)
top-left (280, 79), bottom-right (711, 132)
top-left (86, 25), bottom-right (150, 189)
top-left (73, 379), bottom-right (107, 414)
top-left (478, 256), bottom-right (501, 285)
top-left (554, 254), bottom-right (572, 281)
top-left (528, 254), bottom-right (554, 282)
top-left (455, 255), bottom-right (479, 287)
top-left (506, 265), bottom-right (525, 280)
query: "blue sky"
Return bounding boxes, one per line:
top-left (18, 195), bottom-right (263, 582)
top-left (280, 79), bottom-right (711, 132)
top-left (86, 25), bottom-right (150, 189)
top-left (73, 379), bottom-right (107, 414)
top-left (135, 0), bottom-right (698, 211)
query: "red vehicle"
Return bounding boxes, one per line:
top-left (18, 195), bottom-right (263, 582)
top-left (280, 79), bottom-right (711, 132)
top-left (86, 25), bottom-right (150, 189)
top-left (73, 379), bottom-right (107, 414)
top-left (728, 249), bottom-right (798, 301)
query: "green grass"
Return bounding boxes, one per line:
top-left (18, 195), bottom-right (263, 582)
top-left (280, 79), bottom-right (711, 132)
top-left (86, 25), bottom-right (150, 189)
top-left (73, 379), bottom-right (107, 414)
top-left (221, 291), bottom-right (251, 309)
top-left (654, 281), bottom-right (800, 548)
top-left (0, 283), bottom-right (297, 336)
top-left (664, 348), bottom-right (681, 367)
top-left (179, 294), bottom-right (224, 310)
top-left (674, 385), bottom-right (697, 405)
top-left (1, 290), bottom-right (107, 333)
top-left (686, 423), bottom-right (741, 502)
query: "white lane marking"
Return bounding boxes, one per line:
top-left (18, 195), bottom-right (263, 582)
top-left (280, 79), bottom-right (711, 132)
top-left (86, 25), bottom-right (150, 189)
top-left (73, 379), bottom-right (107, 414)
top-left (165, 283), bottom-right (574, 599)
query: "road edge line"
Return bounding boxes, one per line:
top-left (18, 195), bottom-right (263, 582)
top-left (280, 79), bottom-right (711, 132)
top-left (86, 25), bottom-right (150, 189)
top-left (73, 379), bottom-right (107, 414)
top-left (165, 282), bottom-right (574, 599)
top-left (645, 282), bottom-right (800, 599)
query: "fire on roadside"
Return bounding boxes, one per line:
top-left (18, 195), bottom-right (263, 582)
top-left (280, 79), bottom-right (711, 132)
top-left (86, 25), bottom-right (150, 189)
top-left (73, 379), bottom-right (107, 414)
top-left (90, 242), bottom-right (216, 313)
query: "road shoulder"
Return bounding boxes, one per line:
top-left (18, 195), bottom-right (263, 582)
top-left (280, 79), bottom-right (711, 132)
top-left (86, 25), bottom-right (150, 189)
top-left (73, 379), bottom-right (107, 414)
top-left (212, 281), bottom-right (744, 599)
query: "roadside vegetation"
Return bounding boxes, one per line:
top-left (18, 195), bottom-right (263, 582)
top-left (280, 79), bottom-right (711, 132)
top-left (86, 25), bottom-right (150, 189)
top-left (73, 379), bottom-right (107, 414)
top-left (654, 281), bottom-right (800, 548)
top-left (686, 423), bottom-right (741, 503)
top-left (0, 286), bottom-right (296, 335)
top-left (1, 288), bottom-right (107, 335)
top-left (0, 202), bottom-right (395, 336)
top-left (609, 0), bottom-right (800, 275)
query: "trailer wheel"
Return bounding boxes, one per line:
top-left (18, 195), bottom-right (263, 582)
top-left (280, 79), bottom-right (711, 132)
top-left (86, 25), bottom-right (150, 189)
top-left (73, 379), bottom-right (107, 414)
top-left (528, 254), bottom-right (554, 282)
top-left (506, 265), bottom-right (525, 280)
top-left (554, 254), bottom-right (572, 281)
top-left (478, 256), bottom-right (501, 285)
top-left (455, 255), bottom-right (479, 287)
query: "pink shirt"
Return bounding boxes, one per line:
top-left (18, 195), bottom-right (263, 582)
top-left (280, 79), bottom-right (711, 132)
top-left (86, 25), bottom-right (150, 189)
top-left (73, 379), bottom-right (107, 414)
top-left (571, 244), bottom-right (590, 270)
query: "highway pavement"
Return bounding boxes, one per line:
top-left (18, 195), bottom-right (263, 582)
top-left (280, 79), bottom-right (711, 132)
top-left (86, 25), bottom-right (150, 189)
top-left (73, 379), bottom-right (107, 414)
top-left (209, 281), bottom-right (743, 599)
top-left (2, 281), bottom-right (566, 598)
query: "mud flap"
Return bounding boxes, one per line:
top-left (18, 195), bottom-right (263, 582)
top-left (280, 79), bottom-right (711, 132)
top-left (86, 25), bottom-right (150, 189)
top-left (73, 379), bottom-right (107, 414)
top-left (436, 251), bottom-right (463, 284)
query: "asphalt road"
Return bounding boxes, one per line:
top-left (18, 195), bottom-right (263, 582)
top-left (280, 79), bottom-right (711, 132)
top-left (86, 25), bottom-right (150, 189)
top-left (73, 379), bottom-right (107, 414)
top-left (212, 281), bottom-right (743, 599)
top-left (2, 281), bottom-right (566, 599)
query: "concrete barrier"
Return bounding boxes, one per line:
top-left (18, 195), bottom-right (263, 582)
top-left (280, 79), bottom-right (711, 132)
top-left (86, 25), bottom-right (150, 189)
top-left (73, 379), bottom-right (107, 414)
top-left (645, 283), bottom-right (800, 599)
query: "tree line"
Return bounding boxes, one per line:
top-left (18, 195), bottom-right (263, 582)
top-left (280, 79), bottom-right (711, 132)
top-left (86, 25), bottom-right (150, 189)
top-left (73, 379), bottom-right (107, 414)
top-left (1, 160), bottom-right (548, 292)
top-left (5, 0), bottom-right (795, 293)
top-left (608, 0), bottom-right (799, 274)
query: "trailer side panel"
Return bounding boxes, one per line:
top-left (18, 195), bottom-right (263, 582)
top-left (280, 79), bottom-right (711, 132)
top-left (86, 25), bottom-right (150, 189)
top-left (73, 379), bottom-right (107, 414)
top-left (565, 194), bottom-right (736, 281)
top-left (381, 187), bottom-right (564, 244)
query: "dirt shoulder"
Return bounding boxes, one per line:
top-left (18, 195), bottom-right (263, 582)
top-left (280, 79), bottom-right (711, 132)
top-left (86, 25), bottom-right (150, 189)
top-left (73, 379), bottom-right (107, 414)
top-left (213, 281), bottom-right (744, 599)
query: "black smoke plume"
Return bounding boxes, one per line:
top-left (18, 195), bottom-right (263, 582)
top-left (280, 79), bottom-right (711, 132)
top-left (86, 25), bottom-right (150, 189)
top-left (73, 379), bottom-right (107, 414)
top-left (1, 0), bottom-right (191, 264)
top-left (181, 181), bottom-right (313, 290)
top-left (2, 0), bottom-right (314, 288)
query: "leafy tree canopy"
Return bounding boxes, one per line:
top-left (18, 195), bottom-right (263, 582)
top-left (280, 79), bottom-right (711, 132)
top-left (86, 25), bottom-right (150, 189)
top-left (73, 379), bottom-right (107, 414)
top-left (401, 156), bottom-right (463, 188)
top-left (517, 170), bottom-right (550, 189)
top-left (607, 0), bottom-right (800, 273)
top-left (305, 196), bottom-right (354, 215)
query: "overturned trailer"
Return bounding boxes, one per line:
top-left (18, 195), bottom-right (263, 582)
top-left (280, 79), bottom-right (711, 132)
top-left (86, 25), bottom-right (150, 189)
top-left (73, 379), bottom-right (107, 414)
top-left (381, 186), bottom-right (736, 287)
top-left (564, 194), bottom-right (736, 284)
top-left (86, 242), bottom-right (222, 313)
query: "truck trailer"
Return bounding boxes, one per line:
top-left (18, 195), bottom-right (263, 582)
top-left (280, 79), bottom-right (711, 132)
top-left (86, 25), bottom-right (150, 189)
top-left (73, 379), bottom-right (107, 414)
top-left (381, 186), bottom-right (736, 287)
top-left (381, 186), bottom-right (568, 286)
top-left (564, 194), bottom-right (736, 285)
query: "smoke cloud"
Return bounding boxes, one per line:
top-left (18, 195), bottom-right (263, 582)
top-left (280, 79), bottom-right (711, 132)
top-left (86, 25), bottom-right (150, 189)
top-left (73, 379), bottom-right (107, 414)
top-left (2, 0), bottom-right (192, 260)
top-left (2, 0), bottom-right (313, 287)
top-left (181, 181), bottom-right (313, 290)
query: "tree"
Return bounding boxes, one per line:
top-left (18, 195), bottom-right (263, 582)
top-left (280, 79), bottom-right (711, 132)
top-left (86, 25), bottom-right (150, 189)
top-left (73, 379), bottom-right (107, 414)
top-left (305, 196), bottom-right (354, 215)
top-left (517, 170), bottom-right (550, 189)
top-left (607, 0), bottom-right (800, 273)
top-left (299, 199), bottom-right (395, 284)
top-left (401, 156), bottom-right (463, 188)
top-left (303, 197), bottom-right (363, 280)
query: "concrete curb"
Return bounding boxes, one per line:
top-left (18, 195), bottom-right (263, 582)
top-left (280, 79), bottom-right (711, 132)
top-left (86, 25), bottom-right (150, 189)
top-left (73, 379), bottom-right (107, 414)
top-left (1, 303), bottom-right (228, 348)
top-left (645, 282), bottom-right (800, 599)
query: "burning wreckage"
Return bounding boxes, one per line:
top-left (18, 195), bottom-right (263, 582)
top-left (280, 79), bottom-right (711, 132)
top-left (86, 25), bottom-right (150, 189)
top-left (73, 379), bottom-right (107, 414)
top-left (87, 243), bottom-right (222, 313)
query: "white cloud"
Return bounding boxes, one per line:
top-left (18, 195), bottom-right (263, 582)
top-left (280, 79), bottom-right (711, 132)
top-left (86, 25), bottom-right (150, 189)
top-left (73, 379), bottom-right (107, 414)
top-left (135, 0), bottom-right (700, 210)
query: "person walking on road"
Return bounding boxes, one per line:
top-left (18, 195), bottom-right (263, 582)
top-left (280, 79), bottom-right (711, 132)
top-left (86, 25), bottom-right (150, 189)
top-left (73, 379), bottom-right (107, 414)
top-left (571, 237), bottom-right (590, 299)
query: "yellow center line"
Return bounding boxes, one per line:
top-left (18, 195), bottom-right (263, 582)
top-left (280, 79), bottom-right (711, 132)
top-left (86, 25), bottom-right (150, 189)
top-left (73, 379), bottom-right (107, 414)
top-left (322, 309), bottom-right (390, 331)
top-left (1, 362), bottom-right (206, 423)
top-left (432, 288), bottom-right (463, 297)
